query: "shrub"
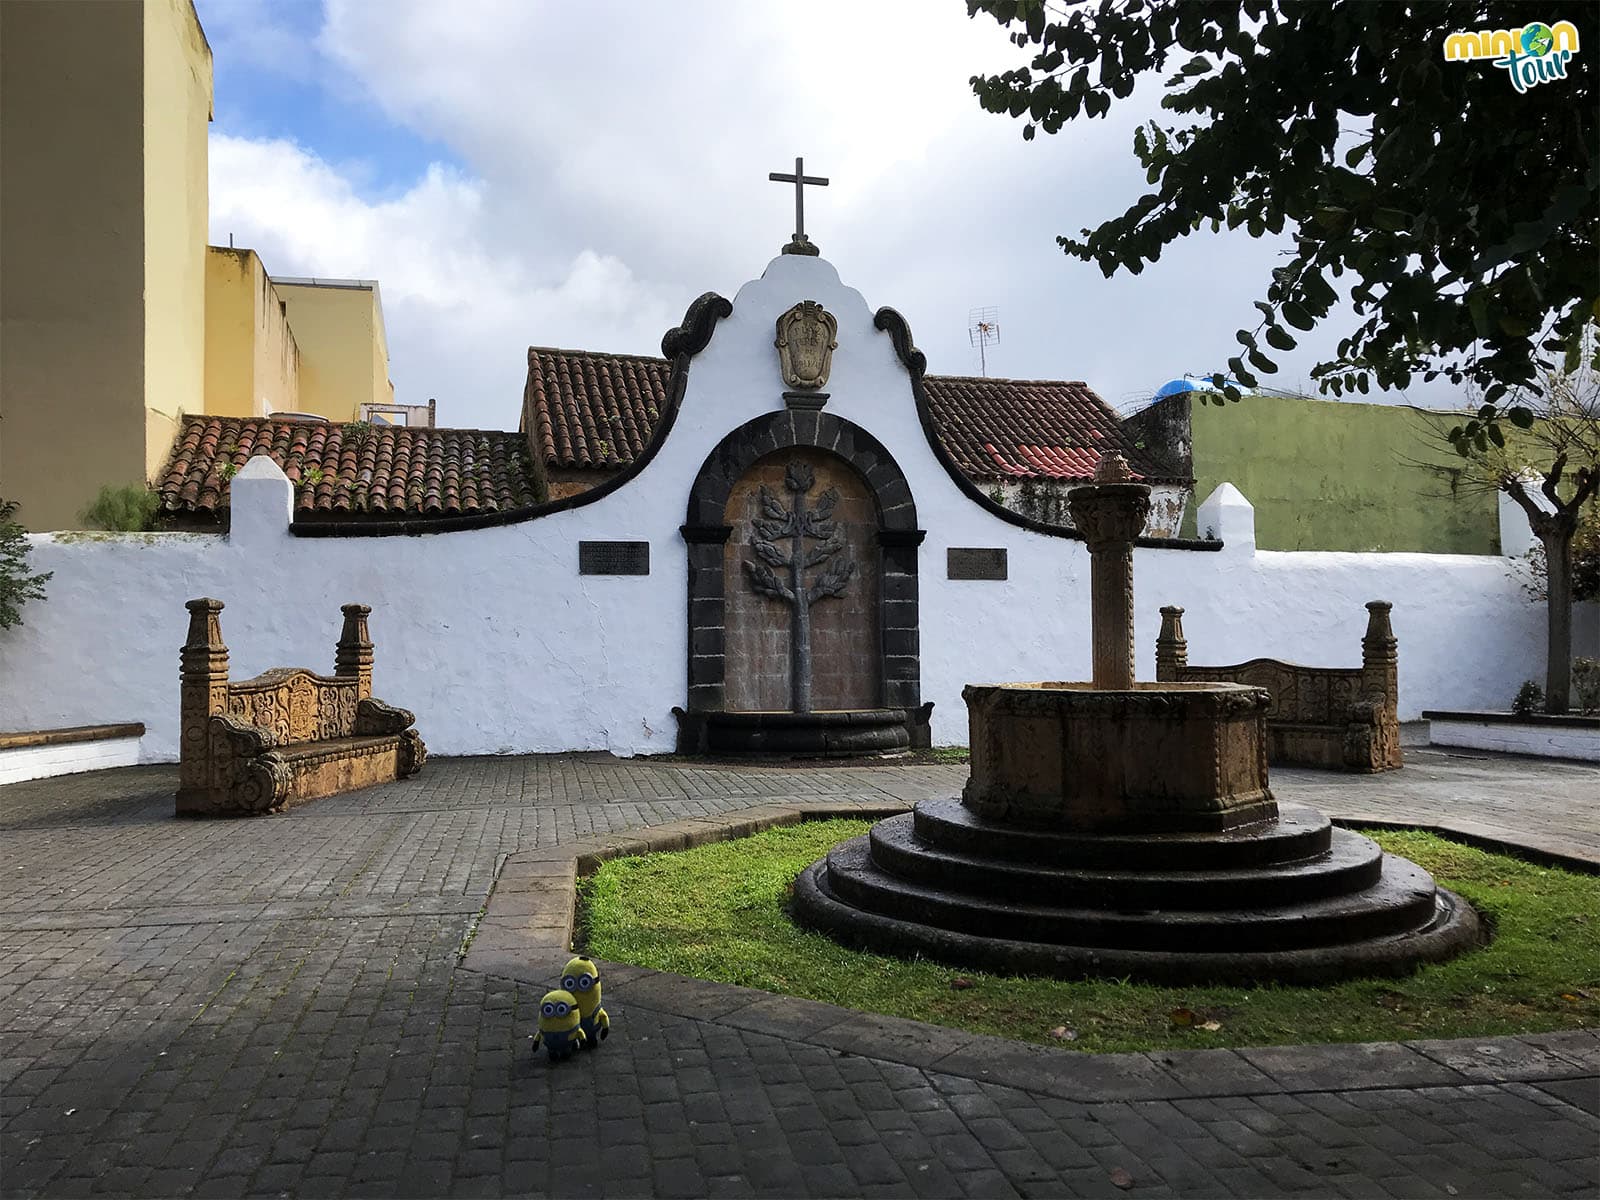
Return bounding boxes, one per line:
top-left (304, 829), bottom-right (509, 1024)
top-left (80, 485), bottom-right (160, 532)
top-left (1511, 680), bottom-right (1545, 716)
top-left (0, 498), bottom-right (52, 630)
top-left (1574, 658), bottom-right (1600, 716)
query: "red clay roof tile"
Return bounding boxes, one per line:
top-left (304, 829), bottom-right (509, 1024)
top-left (158, 416), bottom-right (539, 522)
top-left (523, 348), bottom-right (1182, 484)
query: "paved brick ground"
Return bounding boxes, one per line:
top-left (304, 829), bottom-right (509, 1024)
top-left (1, 746), bottom-right (1596, 1198)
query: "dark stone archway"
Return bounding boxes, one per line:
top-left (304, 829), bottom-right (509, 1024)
top-left (676, 410), bottom-right (927, 753)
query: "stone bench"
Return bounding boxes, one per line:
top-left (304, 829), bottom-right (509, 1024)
top-left (1154, 601), bottom-right (1402, 773)
top-left (177, 599), bottom-right (425, 816)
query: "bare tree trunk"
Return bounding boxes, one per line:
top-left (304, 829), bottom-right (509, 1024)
top-left (1503, 457), bottom-right (1598, 718)
top-left (1542, 529), bottom-right (1574, 714)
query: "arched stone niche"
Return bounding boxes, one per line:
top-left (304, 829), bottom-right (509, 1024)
top-left (677, 411), bottom-right (927, 753)
top-left (723, 448), bottom-right (880, 712)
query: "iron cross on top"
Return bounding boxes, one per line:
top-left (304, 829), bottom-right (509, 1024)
top-left (769, 157), bottom-right (828, 255)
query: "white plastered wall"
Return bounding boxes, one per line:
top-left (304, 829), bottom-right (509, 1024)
top-left (0, 255), bottom-right (1555, 760)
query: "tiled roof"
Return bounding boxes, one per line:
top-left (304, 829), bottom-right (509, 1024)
top-left (524, 347), bottom-right (671, 469)
top-left (521, 348), bottom-right (1183, 484)
top-left (158, 416), bottom-right (539, 521)
top-left (920, 375), bottom-right (1178, 483)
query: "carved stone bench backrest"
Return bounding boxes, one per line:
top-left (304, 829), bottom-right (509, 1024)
top-left (226, 669), bottom-right (361, 745)
top-left (180, 599), bottom-right (376, 793)
top-left (1165, 661), bottom-right (1366, 724)
top-left (1155, 601), bottom-right (1398, 724)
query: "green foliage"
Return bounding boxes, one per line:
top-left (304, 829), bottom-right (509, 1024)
top-left (79, 485), bottom-right (160, 533)
top-left (0, 498), bottom-right (52, 630)
top-left (966, 1), bottom-right (1599, 439)
top-left (1512, 679), bottom-right (1546, 716)
top-left (1577, 518), bottom-right (1600, 603)
top-left (583, 820), bottom-right (1600, 1052)
top-left (1518, 511), bottom-right (1600, 605)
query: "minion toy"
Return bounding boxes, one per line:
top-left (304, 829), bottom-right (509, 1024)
top-left (532, 989), bottom-right (587, 1062)
top-left (561, 956), bottom-right (610, 1048)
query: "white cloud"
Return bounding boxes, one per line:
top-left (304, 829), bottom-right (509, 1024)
top-left (205, 1), bottom-right (1461, 429)
top-left (210, 134), bottom-right (681, 425)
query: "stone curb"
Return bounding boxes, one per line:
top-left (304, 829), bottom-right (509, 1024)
top-left (1329, 813), bottom-right (1600, 874)
top-left (459, 799), bottom-right (907, 979)
top-left (458, 798), bottom-right (1600, 1103)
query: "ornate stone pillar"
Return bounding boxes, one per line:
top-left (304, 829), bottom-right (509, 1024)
top-left (1361, 600), bottom-right (1398, 702)
top-left (1155, 606), bottom-right (1188, 681)
top-left (178, 598), bottom-right (229, 807)
top-left (336, 603), bottom-right (374, 701)
top-left (1066, 455), bottom-right (1152, 690)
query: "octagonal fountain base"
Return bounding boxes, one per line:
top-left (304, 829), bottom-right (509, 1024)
top-left (791, 682), bottom-right (1483, 984)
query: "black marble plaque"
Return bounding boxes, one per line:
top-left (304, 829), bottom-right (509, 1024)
top-left (947, 547), bottom-right (1007, 581)
top-left (579, 541), bottom-right (650, 576)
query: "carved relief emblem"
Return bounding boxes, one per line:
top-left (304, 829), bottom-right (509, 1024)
top-left (775, 301), bottom-right (838, 390)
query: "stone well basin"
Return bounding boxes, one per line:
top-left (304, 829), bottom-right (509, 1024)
top-left (961, 681), bottom-right (1276, 834)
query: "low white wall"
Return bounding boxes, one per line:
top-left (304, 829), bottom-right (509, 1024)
top-left (0, 253), bottom-right (1555, 761)
top-left (1429, 718), bottom-right (1600, 763)
top-left (0, 489), bottom-right (1546, 761)
top-left (0, 735), bottom-right (143, 786)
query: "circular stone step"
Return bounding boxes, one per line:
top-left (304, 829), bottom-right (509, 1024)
top-left (912, 796), bottom-right (1333, 870)
top-left (867, 815), bottom-right (1384, 910)
top-left (791, 855), bottom-right (1482, 986)
top-left (818, 835), bottom-right (1442, 953)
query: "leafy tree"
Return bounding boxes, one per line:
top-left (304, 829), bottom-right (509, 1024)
top-left (1431, 336), bottom-right (1599, 713)
top-left (966, 1), bottom-right (1598, 444)
top-left (0, 498), bottom-right (52, 630)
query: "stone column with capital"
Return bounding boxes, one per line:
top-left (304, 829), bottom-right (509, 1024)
top-left (1155, 606), bottom-right (1188, 682)
top-left (178, 598), bottom-right (229, 811)
top-left (1066, 454), bottom-right (1152, 690)
top-left (336, 603), bottom-right (374, 701)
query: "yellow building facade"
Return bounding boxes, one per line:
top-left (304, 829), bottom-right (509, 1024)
top-left (271, 280), bottom-right (395, 422)
top-left (1, 0), bottom-right (400, 530)
top-left (203, 249), bottom-right (301, 418)
top-left (1, 0), bottom-right (211, 533)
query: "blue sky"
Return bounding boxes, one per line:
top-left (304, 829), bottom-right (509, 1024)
top-left (198, 0), bottom-right (457, 201)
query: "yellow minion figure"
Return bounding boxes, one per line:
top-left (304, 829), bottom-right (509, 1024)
top-left (532, 989), bottom-right (587, 1062)
top-left (561, 956), bottom-right (610, 1048)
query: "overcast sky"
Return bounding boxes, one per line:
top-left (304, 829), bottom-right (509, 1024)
top-left (196, 0), bottom-right (1462, 431)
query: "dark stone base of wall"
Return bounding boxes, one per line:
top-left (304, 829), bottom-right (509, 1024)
top-left (673, 707), bottom-right (927, 758)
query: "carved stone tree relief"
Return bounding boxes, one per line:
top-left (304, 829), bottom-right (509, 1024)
top-left (723, 448), bottom-right (883, 713)
top-left (743, 461), bottom-right (857, 713)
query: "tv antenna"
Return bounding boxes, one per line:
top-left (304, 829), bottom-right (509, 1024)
top-left (968, 307), bottom-right (1000, 377)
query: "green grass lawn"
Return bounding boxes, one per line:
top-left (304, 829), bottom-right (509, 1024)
top-left (580, 819), bottom-right (1600, 1054)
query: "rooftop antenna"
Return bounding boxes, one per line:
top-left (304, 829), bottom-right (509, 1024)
top-left (968, 307), bottom-right (1000, 377)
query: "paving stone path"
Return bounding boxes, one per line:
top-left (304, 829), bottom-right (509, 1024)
top-left (1, 743), bottom-right (1596, 1198)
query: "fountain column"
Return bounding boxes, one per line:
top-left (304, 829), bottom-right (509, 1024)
top-left (1065, 454), bottom-right (1151, 689)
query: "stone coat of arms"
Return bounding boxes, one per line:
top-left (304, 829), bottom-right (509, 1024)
top-left (775, 301), bottom-right (838, 390)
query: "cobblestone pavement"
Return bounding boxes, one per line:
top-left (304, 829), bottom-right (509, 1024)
top-left (1, 747), bottom-right (1596, 1198)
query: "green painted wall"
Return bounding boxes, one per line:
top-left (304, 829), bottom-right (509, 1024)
top-left (1179, 396), bottom-right (1499, 553)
